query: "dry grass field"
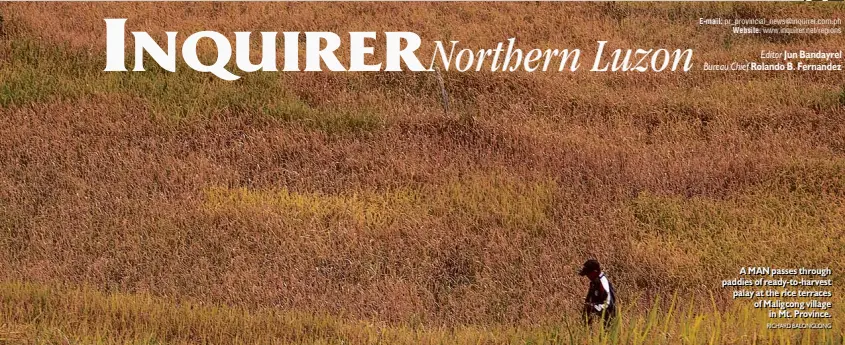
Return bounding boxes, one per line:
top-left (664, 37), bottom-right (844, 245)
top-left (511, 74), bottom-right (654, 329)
top-left (0, 2), bottom-right (843, 344)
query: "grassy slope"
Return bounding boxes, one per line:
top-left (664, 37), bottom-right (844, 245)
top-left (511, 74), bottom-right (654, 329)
top-left (0, 2), bottom-right (843, 343)
top-left (1, 282), bottom-right (841, 344)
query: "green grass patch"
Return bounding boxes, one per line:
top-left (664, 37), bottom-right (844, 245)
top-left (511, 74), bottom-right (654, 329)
top-left (262, 101), bottom-right (384, 134)
top-left (0, 37), bottom-right (384, 133)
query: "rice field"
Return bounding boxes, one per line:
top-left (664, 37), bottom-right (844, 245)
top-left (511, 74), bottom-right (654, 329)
top-left (0, 2), bottom-right (842, 344)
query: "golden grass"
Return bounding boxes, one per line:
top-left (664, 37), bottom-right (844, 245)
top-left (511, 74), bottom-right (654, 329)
top-left (204, 173), bottom-right (556, 232)
top-left (1, 282), bottom-right (842, 345)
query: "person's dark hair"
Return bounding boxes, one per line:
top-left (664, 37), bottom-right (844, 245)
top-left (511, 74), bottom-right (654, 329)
top-left (578, 259), bottom-right (601, 276)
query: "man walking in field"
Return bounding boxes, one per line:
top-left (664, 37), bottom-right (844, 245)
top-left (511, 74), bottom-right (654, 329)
top-left (579, 259), bottom-right (617, 327)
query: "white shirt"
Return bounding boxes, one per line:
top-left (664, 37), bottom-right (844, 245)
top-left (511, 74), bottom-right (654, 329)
top-left (594, 272), bottom-right (613, 312)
